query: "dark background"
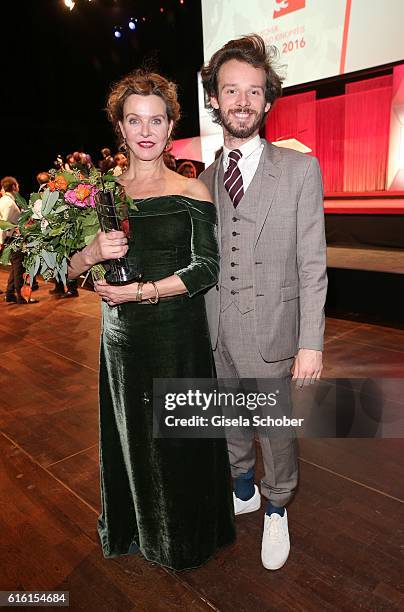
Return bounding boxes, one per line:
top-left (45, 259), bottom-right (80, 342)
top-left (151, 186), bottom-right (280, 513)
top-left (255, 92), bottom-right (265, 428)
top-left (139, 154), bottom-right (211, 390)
top-left (2, 0), bottom-right (398, 196)
top-left (2, 0), bottom-right (204, 194)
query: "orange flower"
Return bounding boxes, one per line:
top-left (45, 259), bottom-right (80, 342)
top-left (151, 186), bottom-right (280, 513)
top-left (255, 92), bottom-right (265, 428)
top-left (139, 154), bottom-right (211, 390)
top-left (48, 181), bottom-right (56, 191)
top-left (75, 185), bottom-right (91, 201)
top-left (54, 175), bottom-right (68, 191)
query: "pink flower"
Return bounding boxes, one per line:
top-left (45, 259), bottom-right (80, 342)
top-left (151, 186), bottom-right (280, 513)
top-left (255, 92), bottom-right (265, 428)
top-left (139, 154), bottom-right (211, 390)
top-left (88, 187), bottom-right (98, 208)
top-left (64, 185), bottom-right (98, 208)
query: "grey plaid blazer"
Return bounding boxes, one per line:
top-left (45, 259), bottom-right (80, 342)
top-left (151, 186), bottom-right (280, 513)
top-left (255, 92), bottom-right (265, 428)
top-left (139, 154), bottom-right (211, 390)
top-left (199, 141), bottom-right (327, 362)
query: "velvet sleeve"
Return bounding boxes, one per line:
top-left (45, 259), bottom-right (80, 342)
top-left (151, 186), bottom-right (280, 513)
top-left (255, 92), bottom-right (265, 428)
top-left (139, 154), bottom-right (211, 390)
top-left (175, 201), bottom-right (219, 298)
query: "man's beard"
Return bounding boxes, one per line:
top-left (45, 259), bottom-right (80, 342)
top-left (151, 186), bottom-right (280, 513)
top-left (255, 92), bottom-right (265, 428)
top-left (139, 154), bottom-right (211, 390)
top-left (219, 106), bottom-right (265, 139)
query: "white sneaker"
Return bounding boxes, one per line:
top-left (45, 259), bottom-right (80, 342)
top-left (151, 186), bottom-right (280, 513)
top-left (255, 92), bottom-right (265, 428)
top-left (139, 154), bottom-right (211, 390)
top-left (233, 484), bottom-right (261, 515)
top-left (261, 508), bottom-right (290, 570)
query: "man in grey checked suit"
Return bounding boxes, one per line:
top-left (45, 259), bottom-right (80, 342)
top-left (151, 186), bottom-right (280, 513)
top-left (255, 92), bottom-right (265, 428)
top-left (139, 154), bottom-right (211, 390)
top-left (200, 35), bottom-right (327, 570)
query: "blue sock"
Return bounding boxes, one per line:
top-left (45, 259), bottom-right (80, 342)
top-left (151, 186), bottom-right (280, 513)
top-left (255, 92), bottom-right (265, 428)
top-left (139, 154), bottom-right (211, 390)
top-left (128, 541), bottom-right (140, 555)
top-left (234, 468), bottom-right (255, 501)
top-left (266, 500), bottom-right (285, 517)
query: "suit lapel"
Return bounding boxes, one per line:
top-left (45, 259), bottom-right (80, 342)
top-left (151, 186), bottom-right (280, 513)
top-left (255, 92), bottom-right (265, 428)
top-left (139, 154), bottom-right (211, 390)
top-left (254, 142), bottom-right (282, 246)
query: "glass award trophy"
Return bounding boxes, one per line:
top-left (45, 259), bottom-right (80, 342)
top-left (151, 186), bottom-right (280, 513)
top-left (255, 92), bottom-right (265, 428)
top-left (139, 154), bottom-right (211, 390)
top-left (94, 187), bottom-right (142, 285)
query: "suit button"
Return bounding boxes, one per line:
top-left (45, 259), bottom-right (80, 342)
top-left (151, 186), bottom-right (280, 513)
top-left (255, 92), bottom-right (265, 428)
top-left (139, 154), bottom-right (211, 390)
top-left (231, 262), bottom-right (235, 267)
top-left (215, 284), bottom-right (219, 291)
top-left (231, 247), bottom-right (239, 251)
top-left (232, 217), bottom-right (238, 222)
top-left (230, 276), bottom-right (236, 281)
top-left (231, 290), bottom-right (237, 295)
top-left (232, 231), bottom-right (239, 236)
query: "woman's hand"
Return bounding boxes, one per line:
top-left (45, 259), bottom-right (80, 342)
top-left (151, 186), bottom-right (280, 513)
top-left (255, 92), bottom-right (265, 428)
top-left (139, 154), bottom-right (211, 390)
top-left (94, 279), bottom-right (137, 306)
top-left (84, 230), bottom-right (128, 267)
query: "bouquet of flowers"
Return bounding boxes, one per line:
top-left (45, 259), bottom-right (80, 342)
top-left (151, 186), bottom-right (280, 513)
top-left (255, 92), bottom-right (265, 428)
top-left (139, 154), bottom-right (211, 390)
top-left (0, 169), bottom-right (134, 285)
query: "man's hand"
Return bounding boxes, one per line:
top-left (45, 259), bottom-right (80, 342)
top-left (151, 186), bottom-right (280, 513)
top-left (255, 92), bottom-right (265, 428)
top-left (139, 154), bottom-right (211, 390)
top-left (291, 348), bottom-right (323, 388)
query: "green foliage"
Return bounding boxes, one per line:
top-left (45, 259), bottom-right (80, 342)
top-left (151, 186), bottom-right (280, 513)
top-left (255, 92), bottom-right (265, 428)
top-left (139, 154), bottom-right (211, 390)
top-left (60, 171), bottom-right (78, 185)
top-left (14, 192), bottom-right (27, 209)
top-left (0, 244), bottom-right (12, 265)
top-left (91, 264), bottom-right (106, 280)
top-left (42, 189), bottom-right (60, 216)
top-left (0, 220), bottom-right (16, 230)
top-left (3, 170), bottom-right (127, 283)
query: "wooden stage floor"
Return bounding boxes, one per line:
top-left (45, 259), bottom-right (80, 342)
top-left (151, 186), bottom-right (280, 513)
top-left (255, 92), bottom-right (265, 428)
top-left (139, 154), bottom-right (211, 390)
top-left (1, 272), bottom-right (404, 611)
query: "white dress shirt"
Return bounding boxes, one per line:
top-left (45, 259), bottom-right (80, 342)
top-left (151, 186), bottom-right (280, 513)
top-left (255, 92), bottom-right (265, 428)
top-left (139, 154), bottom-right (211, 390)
top-left (223, 135), bottom-right (264, 192)
top-left (0, 192), bottom-right (20, 245)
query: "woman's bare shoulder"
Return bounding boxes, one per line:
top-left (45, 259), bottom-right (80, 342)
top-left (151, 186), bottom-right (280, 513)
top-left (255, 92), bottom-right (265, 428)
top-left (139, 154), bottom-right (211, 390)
top-left (182, 178), bottom-right (213, 203)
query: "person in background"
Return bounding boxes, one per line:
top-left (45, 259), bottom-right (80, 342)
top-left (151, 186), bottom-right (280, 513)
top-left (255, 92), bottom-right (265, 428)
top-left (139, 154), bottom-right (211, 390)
top-left (54, 154), bottom-right (64, 171)
top-left (98, 147), bottom-right (115, 174)
top-left (177, 161), bottom-right (197, 179)
top-left (36, 171), bottom-right (50, 186)
top-left (81, 152), bottom-right (93, 175)
top-left (55, 278), bottom-right (80, 299)
top-left (163, 151), bottom-right (176, 171)
top-left (112, 152), bottom-right (128, 176)
top-left (72, 151), bottom-right (89, 177)
top-left (64, 153), bottom-right (75, 172)
top-left (0, 176), bottom-right (38, 304)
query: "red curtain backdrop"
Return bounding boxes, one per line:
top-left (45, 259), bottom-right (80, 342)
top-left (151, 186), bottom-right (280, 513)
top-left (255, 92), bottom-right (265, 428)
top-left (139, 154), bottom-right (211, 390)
top-left (265, 74), bottom-right (394, 193)
top-left (265, 91), bottom-right (316, 152)
top-left (346, 75), bottom-right (393, 94)
top-left (316, 96), bottom-right (345, 193)
top-left (343, 87), bottom-right (392, 191)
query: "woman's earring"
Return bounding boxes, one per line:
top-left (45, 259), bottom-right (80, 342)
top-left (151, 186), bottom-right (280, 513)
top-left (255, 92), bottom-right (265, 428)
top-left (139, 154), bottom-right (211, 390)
top-left (164, 139), bottom-right (172, 152)
top-left (121, 138), bottom-right (128, 154)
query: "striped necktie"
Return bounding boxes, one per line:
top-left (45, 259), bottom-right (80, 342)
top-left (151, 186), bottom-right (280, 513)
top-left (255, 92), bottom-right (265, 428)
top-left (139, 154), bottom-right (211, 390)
top-left (224, 149), bottom-right (244, 207)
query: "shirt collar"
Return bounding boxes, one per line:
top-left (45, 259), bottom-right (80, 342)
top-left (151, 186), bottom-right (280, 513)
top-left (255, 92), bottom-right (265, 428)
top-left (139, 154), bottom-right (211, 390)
top-left (223, 134), bottom-right (262, 166)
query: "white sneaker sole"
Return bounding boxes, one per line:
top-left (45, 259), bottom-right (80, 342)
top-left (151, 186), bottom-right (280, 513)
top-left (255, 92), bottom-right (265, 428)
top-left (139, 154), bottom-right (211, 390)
top-left (261, 558), bottom-right (288, 571)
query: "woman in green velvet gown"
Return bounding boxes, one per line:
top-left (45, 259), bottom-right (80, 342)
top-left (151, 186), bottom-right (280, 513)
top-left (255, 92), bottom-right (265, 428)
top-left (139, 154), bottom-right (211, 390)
top-left (67, 70), bottom-right (235, 570)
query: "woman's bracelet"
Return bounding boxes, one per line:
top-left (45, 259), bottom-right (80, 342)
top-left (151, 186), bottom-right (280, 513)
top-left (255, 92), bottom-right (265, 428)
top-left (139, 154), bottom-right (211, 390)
top-left (134, 281), bottom-right (144, 302)
top-left (148, 281), bottom-right (159, 304)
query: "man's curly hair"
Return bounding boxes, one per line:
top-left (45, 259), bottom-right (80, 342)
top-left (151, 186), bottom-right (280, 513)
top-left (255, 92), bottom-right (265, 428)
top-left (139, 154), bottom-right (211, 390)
top-left (201, 34), bottom-right (283, 124)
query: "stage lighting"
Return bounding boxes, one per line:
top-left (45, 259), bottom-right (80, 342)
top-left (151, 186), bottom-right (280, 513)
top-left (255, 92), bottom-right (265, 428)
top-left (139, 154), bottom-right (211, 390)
top-left (64, 0), bottom-right (75, 10)
top-left (129, 18), bottom-right (136, 31)
top-left (114, 27), bottom-right (122, 39)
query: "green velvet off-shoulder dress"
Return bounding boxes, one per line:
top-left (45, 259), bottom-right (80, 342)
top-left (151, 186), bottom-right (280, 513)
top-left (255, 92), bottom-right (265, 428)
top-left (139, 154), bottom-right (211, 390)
top-left (97, 195), bottom-right (235, 571)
